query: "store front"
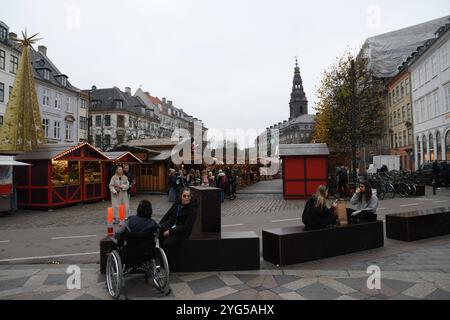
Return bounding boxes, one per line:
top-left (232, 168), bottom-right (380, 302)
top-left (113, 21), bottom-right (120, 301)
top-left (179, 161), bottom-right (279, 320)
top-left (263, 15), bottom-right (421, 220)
top-left (15, 143), bottom-right (109, 210)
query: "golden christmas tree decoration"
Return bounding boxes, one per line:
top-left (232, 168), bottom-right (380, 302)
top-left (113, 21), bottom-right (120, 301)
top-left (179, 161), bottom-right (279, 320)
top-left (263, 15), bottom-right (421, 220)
top-left (0, 30), bottom-right (45, 153)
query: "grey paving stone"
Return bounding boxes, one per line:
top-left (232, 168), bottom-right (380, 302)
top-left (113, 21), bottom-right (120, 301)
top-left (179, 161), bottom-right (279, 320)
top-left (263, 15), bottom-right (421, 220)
top-left (270, 286), bottom-right (294, 294)
top-left (347, 291), bottom-right (369, 300)
top-left (188, 276), bottom-right (227, 295)
top-left (231, 284), bottom-right (250, 291)
top-left (335, 277), bottom-right (367, 291)
top-left (273, 275), bottom-right (300, 287)
top-left (235, 274), bottom-right (259, 284)
top-left (43, 274), bottom-right (69, 286)
top-left (380, 279), bottom-right (417, 293)
top-left (424, 289), bottom-right (450, 300)
top-left (0, 276), bottom-right (30, 291)
top-left (75, 293), bottom-right (102, 300)
top-left (296, 282), bottom-right (342, 300)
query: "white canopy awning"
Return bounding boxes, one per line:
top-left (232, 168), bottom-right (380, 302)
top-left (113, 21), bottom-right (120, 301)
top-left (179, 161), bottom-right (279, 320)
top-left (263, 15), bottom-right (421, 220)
top-left (0, 156), bottom-right (31, 166)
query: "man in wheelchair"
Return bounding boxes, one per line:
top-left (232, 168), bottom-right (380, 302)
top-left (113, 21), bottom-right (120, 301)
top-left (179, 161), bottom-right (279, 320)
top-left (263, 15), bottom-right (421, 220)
top-left (106, 200), bottom-right (170, 299)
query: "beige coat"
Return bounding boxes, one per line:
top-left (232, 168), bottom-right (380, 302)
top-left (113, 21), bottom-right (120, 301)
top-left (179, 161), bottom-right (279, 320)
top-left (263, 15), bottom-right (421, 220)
top-left (109, 174), bottom-right (130, 218)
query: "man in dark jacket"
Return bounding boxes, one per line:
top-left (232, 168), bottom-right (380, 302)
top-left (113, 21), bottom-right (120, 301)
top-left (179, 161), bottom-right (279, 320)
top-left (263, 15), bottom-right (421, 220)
top-left (159, 188), bottom-right (197, 259)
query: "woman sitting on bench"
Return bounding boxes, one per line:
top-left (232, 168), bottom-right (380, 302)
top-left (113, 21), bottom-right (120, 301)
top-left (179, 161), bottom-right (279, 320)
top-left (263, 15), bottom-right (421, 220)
top-left (347, 181), bottom-right (379, 223)
top-left (302, 185), bottom-right (338, 230)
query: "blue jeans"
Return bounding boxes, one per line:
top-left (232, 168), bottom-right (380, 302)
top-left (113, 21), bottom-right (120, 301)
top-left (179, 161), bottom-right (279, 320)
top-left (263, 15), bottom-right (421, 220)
top-left (220, 190), bottom-right (225, 203)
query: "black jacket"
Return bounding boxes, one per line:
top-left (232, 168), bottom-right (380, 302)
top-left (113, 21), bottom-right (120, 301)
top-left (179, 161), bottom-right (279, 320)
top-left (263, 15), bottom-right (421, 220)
top-left (159, 200), bottom-right (197, 237)
top-left (302, 197), bottom-right (336, 230)
top-left (114, 215), bottom-right (158, 240)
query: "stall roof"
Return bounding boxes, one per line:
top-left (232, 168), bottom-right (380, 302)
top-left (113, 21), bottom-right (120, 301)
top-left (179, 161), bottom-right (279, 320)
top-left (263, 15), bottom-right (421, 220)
top-left (279, 144), bottom-right (330, 157)
top-left (103, 151), bottom-right (143, 163)
top-left (15, 143), bottom-right (109, 161)
top-left (125, 138), bottom-right (184, 148)
top-left (0, 156), bottom-right (31, 166)
top-left (149, 149), bottom-right (173, 161)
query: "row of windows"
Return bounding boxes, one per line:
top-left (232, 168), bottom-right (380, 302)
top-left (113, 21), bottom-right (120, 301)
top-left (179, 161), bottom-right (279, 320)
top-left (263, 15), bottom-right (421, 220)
top-left (391, 129), bottom-right (413, 149)
top-left (0, 49), bottom-right (18, 74)
top-left (412, 42), bottom-right (449, 91)
top-left (41, 87), bottom-right (79, 113)
top-left (0, 82), bottom-right (13, 103)
top-left (413, 86), bottom-right (450, 124)
top-left (42, 119), bottom-right (73, 141)
top-left (389, 78), bottom-right (410, 106)
top-left (416, 131), bottom-right (449, 164)
top-left (92, 114), bottom-right (159, 131)
top-left (390, 104), bottom-right (412, 126)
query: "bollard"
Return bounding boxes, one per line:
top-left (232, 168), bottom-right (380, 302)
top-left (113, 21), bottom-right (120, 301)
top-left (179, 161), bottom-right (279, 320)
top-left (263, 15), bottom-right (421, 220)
top-left (432, 179), bottom-right (436, 196)
top-left (118, 204), bottom-right (125, 223)
top-left (107, 207), bottom-right (114, 237)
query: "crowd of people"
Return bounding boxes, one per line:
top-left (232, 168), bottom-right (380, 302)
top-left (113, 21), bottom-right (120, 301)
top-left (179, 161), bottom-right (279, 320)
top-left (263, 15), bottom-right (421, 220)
top-left (167, 167), bottom-right (240, 203)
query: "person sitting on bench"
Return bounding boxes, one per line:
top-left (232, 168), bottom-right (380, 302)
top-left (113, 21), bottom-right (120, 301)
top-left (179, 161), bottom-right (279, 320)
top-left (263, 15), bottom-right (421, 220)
top-left (347, 181), bottom-right (378, 223)
top-left (302, 185), bottom-right (338, 230)
top-left (159, 188), bottom-right (197, 260)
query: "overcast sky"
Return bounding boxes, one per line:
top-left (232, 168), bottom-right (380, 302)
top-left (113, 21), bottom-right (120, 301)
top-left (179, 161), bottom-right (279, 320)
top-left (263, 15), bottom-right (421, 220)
top-left (3, 0), bottom-right (450, 139)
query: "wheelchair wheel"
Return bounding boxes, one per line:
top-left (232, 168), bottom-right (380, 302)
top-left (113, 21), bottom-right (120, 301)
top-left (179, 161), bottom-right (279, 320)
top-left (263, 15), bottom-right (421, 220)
top-left (153, 247), bottom-right (170, 293)
top-left (106, 250), bottom-right (123, 299)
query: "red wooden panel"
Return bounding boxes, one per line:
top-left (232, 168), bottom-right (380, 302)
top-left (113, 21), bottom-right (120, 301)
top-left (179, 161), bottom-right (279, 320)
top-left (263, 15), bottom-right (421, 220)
top-left (285, 181), bottom-right (305, 197)
top-left (306, 180), bottom-right (328, 196)
top-left (306, 156), bottom-right (327, 179)
top-left (284, 157), bottom-right (305, 180)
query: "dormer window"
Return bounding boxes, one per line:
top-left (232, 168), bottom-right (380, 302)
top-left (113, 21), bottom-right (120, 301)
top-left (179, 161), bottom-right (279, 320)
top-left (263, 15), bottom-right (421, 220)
top-left (61, 77), bottom-right (67, 87)
top-left (115, 100), bottom-right (123, 108)
top-left (43, 69), bottom-right (50, 81)
top-left (0, 27), bottom-right (7, 42)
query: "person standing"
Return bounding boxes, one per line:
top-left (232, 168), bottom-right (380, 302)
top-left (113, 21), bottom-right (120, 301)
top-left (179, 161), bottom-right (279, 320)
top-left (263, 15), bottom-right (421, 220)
top-left (168, 169), bottom-right (177, 202)
top-left (123, 164), bottom-right (135, 215)
top-left (109, 165), bottom-right (130, 222)
top-left (338, 166), bottom-right (348, 199)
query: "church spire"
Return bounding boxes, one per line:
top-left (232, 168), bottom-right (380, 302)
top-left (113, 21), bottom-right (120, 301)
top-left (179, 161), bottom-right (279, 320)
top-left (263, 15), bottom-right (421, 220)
top-left (289, 57), bottom-right (308, 120)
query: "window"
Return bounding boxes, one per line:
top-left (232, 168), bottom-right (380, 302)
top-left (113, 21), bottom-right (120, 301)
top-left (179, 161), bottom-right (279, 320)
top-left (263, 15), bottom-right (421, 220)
top-left (65, 122), bottom-right (73, 140)
top-left (42, 69), bottom-right (50, 81)
top-left (60, 77), bottom-right (67, 87)
top-left (433, 91), bottom-right (439, 115)
top-left (42, 88), bottom-right (50, 106)
top-left (104, 115), bottom-right (111, 126)
top-left (129, 117), bottom-right (133, 128)
top-left (414, 101), bottom-right (419, 123)
top-left (431, 55), bottom-right (438, 77)
top-left (117, 134), bottom-right (124, 145)
top-left (54, 93), bottom-right (62, 109)
top-left (0, 116), bottom-right (3, 126)
top-left (80, 99), bottom-right (87, 109)
top-left (95, 115), bottom-right (102, 127)
top-left (91, 100), bottom-right (101, 107)
top-left (0, 83), bottom-right (4, 103)
top-left (398, 133), bottom-right (402, 147)
top-left (413, 71), bottom-right (417, 90)
top-left (420, 98), bottom-right (425, 122)
top-left (407, 104), bottom-right (411, 121)
top-left (419, 67), bottom-right (424, 86)
top-left (403, 131), bottom-right (407, 147)
top-left (442, 43), bottom-right (449, 71)
top-left (425, 61), bottom-right (431, 82)
top-left (426, 94), bottom-right (432, 118)
top-left (401, 83), bottom-right (404, 97)
top-left (117, 115), bottom-right (125, 128)
top-left (141, 165), bottom-right (153, 176)
top-left (417, 136), bottom-right (422, 166)
top-left (9, 86), bottom-right (12, 98)
top-left (0, 49), bottom-right (5, 70)
top-left (0, 27), bottom-right (6, 42)
top-left (42, 119), bottom-right (50, 137)
top-left (104, 135), bottom-right (111, 148)
top-left (429, 134), bottom-right (435, 161)
top-left (10, 55), bottom-right (18, 74)
top-left (79, 116), bottom-right (87, 130)
top-left (408, 129), bottom-right (413, 146)
top-left (115, 100), bottom-right (123, 108)
top-left (95, 135), bottom-right (102, 148)
top-left (402, 106), bottom-right (405, 122)
top-left (405, 79), bottom-right (410, 94)
top-left (436, 131), bottom-right (442, 161)
top-left (54, 121), bottom-right (60, 139)
top-left (423, 136), bottom-right (428, 162)
top-left (397, 110), bottom-right (401, 125)
top-left (395, 134), bottom-right (398, 148)
top-left (66, 96), bottom-right (72, 113)
top-left (446, 85), bottom-right (450, 112)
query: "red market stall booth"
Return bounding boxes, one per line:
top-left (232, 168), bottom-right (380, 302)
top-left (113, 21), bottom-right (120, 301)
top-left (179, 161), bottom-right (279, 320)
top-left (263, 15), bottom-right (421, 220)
top-left (103, 151), bottom-right (143, 198)
top-left (14, 143), bottom-right (109, 210)
top-left (280, 144), bottom-right (330, 200)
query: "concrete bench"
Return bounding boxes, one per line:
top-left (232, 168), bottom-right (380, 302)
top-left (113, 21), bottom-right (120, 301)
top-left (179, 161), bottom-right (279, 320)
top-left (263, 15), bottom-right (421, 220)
top-left (386, 207), bottom-right (450, 241)
top-left (100, 231), bottom-right (260, 274)
top-left (262, 221), bottom-right (384, 266)
top-left (169, 232), bottom-right (260, 272)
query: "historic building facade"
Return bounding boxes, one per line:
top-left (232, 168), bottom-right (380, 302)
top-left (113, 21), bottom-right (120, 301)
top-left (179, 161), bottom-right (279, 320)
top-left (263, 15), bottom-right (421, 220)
top-left (387, 68), bottom-right (415, 171)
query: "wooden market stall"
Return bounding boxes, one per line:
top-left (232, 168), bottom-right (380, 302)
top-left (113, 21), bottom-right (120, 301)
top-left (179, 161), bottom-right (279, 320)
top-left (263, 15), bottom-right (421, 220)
top-left (280, 144), bottom-right (330, 200)
top-left (14, 143), bottom-right (109, 210)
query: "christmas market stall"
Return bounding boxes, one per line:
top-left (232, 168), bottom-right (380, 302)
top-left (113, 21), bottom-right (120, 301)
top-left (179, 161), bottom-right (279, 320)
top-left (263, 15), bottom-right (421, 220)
top-left (14, 143), bottom-right (109, 210)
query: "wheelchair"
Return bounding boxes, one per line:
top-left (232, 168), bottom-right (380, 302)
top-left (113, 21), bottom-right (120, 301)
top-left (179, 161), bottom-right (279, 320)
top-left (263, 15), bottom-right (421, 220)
top-left (105, 228), bottom-right (170, 299)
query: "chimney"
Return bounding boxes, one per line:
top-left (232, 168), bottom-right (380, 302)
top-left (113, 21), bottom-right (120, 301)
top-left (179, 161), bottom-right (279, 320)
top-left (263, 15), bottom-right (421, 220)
top-left (125, 87), bottom-right (131, 95)
top-left (162, 97), bottom-right (166, 104)
top-left (168, 100), bottom-right (173, 107)
top-left (91, 85), bottom-right (97, 90)
top-left (38, 45), bottom-right (47, 56)
top-left (145, 92), bottom-right (149, 95)
top-left (9, 32), bottom-right (17, 41)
